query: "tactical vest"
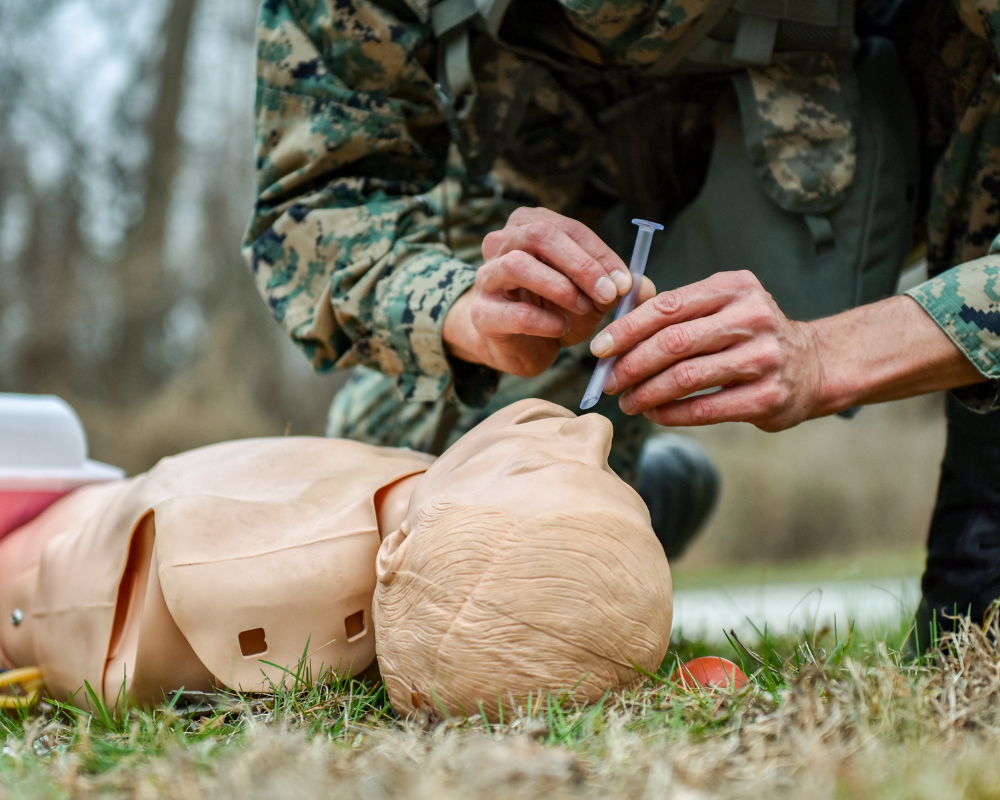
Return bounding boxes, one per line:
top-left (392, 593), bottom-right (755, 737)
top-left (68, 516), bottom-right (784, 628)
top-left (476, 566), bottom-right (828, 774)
top-left (429, 0), bottom-right (919, 323)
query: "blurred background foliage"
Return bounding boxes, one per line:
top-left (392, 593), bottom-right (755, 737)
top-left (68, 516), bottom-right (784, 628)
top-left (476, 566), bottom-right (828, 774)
top-left (0, 0), bottom-right (944, 568)
top-left (0, 0), bottom-right (342, 470)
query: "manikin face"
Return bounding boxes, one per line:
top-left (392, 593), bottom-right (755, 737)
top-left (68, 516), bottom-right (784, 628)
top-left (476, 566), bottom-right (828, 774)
top-left (409, 399), bottom-right (649, 525)
top-left (378, 399), bottom-right (652, 574)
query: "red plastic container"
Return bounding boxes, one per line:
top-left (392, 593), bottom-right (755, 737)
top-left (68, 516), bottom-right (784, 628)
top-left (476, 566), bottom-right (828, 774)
top-left (0, 490), bottom-right (71, 539)
top-left (0, 394), bottom-right (123, 540)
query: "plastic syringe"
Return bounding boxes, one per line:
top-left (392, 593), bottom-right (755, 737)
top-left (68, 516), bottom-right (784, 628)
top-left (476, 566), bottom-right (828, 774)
top-left (580, 218), bottom-right (664, 411)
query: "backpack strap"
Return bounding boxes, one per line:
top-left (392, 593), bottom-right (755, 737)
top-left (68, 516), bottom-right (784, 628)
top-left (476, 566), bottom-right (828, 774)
top-left (646, 0), bottom-right (736, 76)
top-left (431, 0), bottom-right (516, 116)
top-left (700, 0), bottom-right (854, 68)
top-left (732, 13), bottom-right (779, 64)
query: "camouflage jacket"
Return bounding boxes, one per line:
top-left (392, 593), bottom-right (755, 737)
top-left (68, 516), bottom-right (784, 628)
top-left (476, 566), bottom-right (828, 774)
top-left (245, 0), bottom-right (850, 405)
top-left (905, 0), bottom-right (1000, 410)
top-left (245, 0), bottom-right (1000, 409)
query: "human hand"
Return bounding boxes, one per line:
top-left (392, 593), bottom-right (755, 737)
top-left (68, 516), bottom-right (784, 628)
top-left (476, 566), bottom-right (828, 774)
top-left (591, 271), bottom-right (825, 431)
top-left (444, 207), bottom-right (654, 377)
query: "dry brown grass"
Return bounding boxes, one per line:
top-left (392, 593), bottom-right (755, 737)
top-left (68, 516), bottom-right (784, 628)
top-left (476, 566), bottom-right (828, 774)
top-left (6, 610), bottom-right (1000, 799)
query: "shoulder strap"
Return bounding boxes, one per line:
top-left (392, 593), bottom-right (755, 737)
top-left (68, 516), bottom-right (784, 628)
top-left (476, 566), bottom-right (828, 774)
top-left (682, 0), bottom-right (855, 70)
top-left (431, 0), bottom-right (516, 106)
top-left (646, 0), bottom-right (736, 76)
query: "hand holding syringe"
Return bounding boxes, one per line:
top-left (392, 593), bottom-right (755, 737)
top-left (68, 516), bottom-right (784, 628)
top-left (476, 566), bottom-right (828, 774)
top-left (581, 219), bottom-right (664, 410)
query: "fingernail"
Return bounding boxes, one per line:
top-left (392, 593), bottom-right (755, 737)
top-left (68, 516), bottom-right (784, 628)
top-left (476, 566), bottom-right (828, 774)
top-left (563, 316), bottom-right (571, 335)
top-left (595, 275), bottom-right (616, 304)
top-left (604, 372), bottom-right (617, 393)
top-left (575, 294), bottom-right (593, 313)
top-left (610, 269), bottom-right (632, 294)
top-left (620, 394), bottom-right (634, 414)
top-left (591, 331), bottom-right (613, 356)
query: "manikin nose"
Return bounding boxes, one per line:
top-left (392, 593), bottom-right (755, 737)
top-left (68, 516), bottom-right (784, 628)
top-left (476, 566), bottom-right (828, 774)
top-left (558, 413), bottom-right (614, 462)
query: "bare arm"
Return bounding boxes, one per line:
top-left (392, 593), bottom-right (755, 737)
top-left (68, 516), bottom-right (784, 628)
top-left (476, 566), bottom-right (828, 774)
top-left (809, 294), bottom-right (982, 414)
top-left (593, 271), bottom-right (983, 431)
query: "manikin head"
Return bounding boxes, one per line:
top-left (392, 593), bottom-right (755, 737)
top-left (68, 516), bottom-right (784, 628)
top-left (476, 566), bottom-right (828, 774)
top-left (373, 399), bottom-right (673, 721)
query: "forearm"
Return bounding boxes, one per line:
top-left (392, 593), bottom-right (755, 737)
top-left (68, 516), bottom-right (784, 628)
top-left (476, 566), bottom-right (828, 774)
top-left (246, 0), bottom-right (490, 401)
top-left (808, 294), bottom-right (984, 416)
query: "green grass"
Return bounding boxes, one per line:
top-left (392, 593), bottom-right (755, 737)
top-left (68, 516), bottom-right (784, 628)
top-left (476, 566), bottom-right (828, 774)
top-left (4, 609), bottom-right (1000, 798)
top-left (0, 608), bottom-right (984, 800)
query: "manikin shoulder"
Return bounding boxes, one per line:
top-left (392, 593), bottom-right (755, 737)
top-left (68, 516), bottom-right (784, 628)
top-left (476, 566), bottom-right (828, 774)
top-left (136, 437), bottom-right (433, 506)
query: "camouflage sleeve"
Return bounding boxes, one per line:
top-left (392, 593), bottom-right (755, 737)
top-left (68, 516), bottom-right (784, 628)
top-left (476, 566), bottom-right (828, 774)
top-left (956, 0), bottom-right (1000, 61)
top-left (907, 255), bottom-right (1000, 412)
top-left (243, 0), bottom-right (490, 403)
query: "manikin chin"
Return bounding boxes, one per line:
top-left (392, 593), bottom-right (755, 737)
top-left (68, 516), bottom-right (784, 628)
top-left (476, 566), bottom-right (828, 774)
top-left (0, 399), bottom-right (672, 721)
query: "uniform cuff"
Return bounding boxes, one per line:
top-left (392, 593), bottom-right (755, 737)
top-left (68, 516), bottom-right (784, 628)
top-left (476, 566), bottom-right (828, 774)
top-left (372, 248), bottom-right (496, 403)
top-left (907, 256), bottom-right (1000, 412)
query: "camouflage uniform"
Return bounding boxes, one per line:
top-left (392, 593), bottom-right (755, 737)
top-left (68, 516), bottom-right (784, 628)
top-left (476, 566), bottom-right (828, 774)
top-left (904, 0), bottom-right (1000, 411)
top-left (245, 0), bottom-right (1000, 482)
top-left (245, 0), bottom-right (851, 481)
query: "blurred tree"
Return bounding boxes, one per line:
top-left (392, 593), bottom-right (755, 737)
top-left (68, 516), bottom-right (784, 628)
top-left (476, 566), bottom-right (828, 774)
top-left (107, 0), bottom-right (198, 401)
top-left (0, 0), bottom-right (342, 474)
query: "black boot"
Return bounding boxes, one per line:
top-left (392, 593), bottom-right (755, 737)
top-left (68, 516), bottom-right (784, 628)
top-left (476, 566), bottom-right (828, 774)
top-left (636, 433), bottom-right (720, 559)
top-left (911, 394), bottom-right (1000, 654)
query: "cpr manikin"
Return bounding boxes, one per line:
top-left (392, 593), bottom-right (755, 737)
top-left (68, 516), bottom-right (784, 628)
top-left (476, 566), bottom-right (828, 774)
top-left (0, 400), bottom-right (672, 719)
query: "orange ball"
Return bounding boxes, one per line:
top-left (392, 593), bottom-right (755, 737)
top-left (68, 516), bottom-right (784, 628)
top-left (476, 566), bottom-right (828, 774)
top-left (671, 656), bottom-right (749, 690)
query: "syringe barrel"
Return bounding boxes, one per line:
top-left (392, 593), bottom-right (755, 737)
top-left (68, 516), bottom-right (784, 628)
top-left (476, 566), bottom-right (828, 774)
top-left (579, 218), bottom-right (663, 411)
top-left (612, 226), bottom-right (654, 323)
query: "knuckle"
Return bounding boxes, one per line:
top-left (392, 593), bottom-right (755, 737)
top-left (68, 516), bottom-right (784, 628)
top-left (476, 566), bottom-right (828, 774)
top-left (510, 307), bottom-right (541, 333)
top-left (673, 360), bottom-right (700, 391)
top-left (690, 397), bottom-right (713, 423)
top-left (502, 250), bottom-right (531, 274)
top-left (615, 314), bottom-right (641, 340)
top-left (661, 325), bottom-right (689, 355)
top-left (653, 290), bottom-right (682, 316)
top-left (617, 356), bottom-right (640, 383)
top-left (743, 302), bottom-right (776, 331)
top-left (508, 206), bottom-right (533, 224)
top-left (578, 253), bottom-right (601, 275)
top-left (758, 384), bottom-right (785, 411)
top-left (757, 339), bottom-right (782, 369)
top-left (734, 270), bottom-right (759, 290)
top-left (525, 221), bottom-right (552, 244)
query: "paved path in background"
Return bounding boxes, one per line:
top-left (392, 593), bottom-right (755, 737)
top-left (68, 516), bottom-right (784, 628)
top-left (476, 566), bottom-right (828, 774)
top-left (672, 577), bottom-right (921, 642)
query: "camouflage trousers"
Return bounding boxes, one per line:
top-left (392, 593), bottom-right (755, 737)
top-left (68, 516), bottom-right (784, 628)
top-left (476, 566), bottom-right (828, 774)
top-left (327, 340), bottom-right (653, 487)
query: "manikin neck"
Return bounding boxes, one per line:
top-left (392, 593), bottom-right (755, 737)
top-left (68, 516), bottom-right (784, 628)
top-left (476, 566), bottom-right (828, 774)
top-left (374, 472), bottom-right (424, 542)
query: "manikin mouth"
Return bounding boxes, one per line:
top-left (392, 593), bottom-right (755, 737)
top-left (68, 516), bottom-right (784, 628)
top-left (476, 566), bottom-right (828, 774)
top-left (511, 404), bottom-right (575, 426)
top-left (505, 455), bottom-right (588, 476)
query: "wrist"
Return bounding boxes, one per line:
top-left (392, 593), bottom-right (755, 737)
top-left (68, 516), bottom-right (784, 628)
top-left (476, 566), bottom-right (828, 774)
top-left (443, 290), bottom-right (488, 367)
top-left (802, 316), bottom-right (858, 417)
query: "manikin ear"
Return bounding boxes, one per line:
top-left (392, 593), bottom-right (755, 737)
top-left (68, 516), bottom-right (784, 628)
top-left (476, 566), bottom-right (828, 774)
top-left (376, 520), bottom-right (409, 585)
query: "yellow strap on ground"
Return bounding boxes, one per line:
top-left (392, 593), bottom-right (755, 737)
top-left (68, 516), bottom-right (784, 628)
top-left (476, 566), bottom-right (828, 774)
top-left (0, 667), bottom-right (44, 710)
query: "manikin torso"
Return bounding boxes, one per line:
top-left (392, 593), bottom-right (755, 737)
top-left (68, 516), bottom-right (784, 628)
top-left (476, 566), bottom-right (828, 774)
top-left (0, 438), bottom-right (431, 706)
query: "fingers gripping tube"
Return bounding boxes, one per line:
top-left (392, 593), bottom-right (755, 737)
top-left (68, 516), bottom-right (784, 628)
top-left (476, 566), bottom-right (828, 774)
top-left (581, 219), bottom-right (664, 411)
